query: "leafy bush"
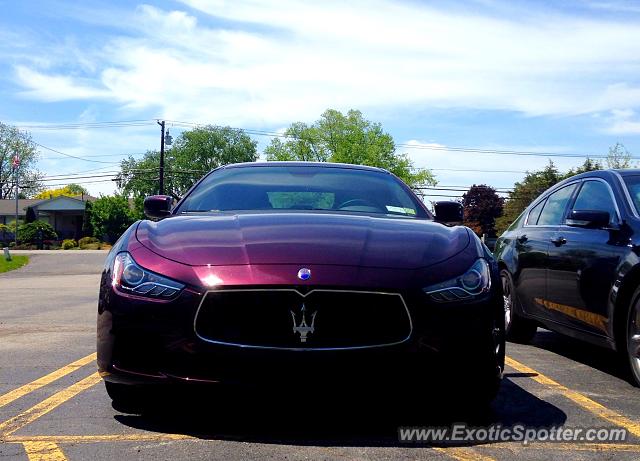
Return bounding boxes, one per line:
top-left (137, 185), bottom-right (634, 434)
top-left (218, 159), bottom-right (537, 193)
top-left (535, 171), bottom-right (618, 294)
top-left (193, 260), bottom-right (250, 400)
top-left (18, 221), bottom-right (57, 243)
top-left (89, 195), bottom-right (137, 243)
top-left (79, 242), bottom-right (103, 250)
top-left (62, 239), bottom-right (77, 250)
top-left (78, 236), bottom-right (99, 246)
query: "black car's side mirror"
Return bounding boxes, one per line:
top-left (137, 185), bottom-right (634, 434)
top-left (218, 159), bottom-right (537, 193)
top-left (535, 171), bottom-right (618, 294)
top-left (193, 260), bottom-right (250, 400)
top-left (144, 195), bottom-right (173, 219)
top-left (566, 210), bottom-right (610, 229)
top-left (434, 201), bottom-right (463, 225)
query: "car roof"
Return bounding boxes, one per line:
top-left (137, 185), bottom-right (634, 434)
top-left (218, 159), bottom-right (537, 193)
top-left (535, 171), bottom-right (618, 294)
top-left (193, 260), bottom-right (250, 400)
top-left (552, 168), bottom-right (640, 189)
top-left (220, 161), bottom-right (390, 174)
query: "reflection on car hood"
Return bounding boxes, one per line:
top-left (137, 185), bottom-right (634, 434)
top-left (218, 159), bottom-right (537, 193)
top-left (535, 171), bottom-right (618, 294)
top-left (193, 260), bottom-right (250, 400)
top-left (135, 212), bottom-right (470, 269)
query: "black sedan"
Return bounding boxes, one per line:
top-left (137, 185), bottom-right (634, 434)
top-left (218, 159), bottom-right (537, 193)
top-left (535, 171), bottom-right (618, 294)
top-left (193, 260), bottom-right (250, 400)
top-left (495, 169), bottom-right (640, 386)
top-left (97, 162), bottom-right (505, 408)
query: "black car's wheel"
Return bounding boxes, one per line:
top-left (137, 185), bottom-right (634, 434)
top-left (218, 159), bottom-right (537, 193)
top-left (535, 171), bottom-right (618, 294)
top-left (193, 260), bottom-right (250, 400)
top-left (501, 269), bottom-right (537, 343)
top-left (626, 288), bottom-right (640, 387)
top-left (104, 382), bottom-right (149, 412)
top-left (439, 314), bottom-right (504, 411)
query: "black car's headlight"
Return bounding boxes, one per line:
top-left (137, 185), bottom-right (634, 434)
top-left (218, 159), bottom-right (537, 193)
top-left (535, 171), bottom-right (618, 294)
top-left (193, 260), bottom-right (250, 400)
top-left (423, 258), bottom-right (491, 303)
top-left (112, 252), bottom-right (185, 299)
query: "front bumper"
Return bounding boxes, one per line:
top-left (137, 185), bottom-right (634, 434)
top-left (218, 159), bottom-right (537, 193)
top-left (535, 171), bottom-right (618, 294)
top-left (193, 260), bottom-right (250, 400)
top-left (97, 278), bottom-right (502, 387)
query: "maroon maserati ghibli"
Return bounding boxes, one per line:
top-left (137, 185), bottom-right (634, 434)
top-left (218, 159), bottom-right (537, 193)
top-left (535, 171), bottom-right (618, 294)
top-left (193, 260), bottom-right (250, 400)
top-left (97, 162), bottom-right (504, 407)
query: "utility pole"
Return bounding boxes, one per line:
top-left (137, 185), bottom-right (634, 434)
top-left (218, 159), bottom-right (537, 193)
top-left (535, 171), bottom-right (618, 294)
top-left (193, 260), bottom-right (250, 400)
top-left (157, 120), bottom-right (165, 195)
top-left (12, 154), bottom-right (19, 246)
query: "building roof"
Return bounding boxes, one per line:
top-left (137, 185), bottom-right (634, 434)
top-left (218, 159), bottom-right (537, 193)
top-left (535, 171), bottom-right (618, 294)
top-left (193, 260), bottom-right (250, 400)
top-left (0, 199), bottom-right (43, 216)
top-left (0, 194), bottom-right (95, 216)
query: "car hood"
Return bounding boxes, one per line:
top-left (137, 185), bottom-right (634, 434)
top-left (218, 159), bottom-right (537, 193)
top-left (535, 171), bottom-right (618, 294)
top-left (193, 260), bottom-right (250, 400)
top-left (135, 212), bottom-right (470, 269)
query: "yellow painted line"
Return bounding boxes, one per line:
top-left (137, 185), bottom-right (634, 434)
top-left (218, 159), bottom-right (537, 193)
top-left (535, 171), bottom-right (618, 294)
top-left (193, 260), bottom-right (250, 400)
top-left (506, 356), bottom-right (640, 438)
top-left (7, 434), bottom-right (195, 443)
top-left (0, 372), bottom-right (102, 437)
top-left (433, 447), bottom-right (496, 460)
top-left (22, 441), bottom-right (68, 461)
top-left (491, 441), bottom-right (640, 452)
top-left (0, 353), bottom-right (96, 409)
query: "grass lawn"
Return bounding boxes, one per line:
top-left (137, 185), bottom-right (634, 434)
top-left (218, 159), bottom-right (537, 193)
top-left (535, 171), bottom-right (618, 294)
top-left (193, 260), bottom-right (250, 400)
top-left (0, 255), bottom-right (29, 273)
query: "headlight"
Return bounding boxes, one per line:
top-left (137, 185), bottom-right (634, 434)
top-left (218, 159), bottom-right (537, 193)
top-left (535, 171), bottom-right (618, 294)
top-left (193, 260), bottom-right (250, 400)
top-left (112, 252), bottom-right (185, 299)
top-left (423, 258), bottom-right (491, 303)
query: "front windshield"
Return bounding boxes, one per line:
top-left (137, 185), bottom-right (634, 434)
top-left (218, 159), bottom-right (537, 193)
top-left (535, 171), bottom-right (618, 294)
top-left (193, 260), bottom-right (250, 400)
top-left (176, 165), bottom-right (428, 218)
top-left (623, 175), bottom-right (640, 215)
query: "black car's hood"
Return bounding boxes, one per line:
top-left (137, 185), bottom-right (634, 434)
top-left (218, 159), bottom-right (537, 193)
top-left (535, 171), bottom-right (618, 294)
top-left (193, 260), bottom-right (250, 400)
top-left (135, 212), bottom-right (470, 269)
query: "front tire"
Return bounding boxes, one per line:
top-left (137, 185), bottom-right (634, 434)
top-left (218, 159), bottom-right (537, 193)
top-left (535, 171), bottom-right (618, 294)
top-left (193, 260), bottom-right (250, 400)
top-left (104, 381), bottom-right (150, 413)
top-left (501, 269), bottom-right (538, 344)
top-left (625, 288), bottom-right (640, 387)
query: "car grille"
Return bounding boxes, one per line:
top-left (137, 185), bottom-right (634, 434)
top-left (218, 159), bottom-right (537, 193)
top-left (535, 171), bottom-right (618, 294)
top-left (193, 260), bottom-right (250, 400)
top-left (194, 289), bottom-right (412, 350)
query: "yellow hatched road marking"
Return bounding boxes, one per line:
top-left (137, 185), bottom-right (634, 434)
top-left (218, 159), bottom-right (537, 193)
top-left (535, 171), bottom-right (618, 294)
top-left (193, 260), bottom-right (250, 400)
top-left (7, 434), bottom-right (195, 443)
top-left (491, 441), bottom-right (640, 451)
top-left (0, 372), bottom-right (102, 437)
top-left (433, 446), bottom-right (496, 460)
top-left (506, 356), bottom-right (640, 438)
top-left (22, 441), bottom-right (68, 461)
top-left (0, 353), bottom-right (96, 409)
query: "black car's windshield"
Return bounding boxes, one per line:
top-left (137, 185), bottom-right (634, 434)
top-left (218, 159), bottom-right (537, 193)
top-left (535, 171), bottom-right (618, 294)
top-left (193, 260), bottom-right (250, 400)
top-left (176, 165), bottom-right (428, 218)
top-left (623, 175), bottom-right (640, 215)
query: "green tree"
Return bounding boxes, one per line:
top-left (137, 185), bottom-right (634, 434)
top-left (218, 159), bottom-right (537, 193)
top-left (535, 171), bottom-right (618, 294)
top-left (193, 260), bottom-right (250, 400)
top-left (34, 183), bottom-right (89, 200)
top-left (563, 158), bottom-right (602, 178)
top-left (25, 206), bottom-right (37, 223)
top-left (89, 195), bottom-right (137, 243)
top-left (462, 185), bottom-right (504, 237)
top-left (606, 142), bottom-right (633, 169)
top-left (0, 122), bottom-right (43, 199)
top-left (82, 200), bottom-right (94, 237)
top-left (117, 126), bottom-right (258, 200)
top-left (265, 109), bottom-right (436, 187)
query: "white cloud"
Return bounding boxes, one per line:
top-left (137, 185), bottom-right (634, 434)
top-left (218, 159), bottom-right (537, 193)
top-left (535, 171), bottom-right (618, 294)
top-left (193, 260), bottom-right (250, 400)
top-left (8, 1), bottom-right (640, 127)
top-left (605, 109), bottom-right (640, 135)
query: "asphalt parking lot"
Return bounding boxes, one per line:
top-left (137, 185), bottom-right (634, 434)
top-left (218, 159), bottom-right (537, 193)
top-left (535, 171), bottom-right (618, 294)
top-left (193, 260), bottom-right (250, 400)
top-left (1, 252), bottom-right (639, 460)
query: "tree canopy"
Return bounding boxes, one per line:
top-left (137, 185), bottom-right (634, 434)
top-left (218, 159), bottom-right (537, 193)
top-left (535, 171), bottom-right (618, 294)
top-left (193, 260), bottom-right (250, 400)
top-left (117, 126), bottom-right (258, 199)
top-left (87, 195), bottom-right (137, 243)
top-left (264, 109), bottom-right (436, 187)
top-left (0, 123), bottom-right (43, 199)
top-left (462, 185), bottom-right (504, 237)
top-left (606, 142), bottom-right (633, 169)
top-left (33, 184), bottom-right (89, 200)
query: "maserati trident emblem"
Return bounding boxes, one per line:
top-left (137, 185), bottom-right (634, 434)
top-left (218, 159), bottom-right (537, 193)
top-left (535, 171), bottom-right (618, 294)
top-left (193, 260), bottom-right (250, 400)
top-left (297, 268), bottom-right (311, 281)
top-left (290, 304), bottom-right (317, 343)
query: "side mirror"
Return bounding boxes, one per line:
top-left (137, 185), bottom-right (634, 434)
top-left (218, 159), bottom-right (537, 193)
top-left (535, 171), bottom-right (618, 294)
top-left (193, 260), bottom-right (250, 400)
top-left (144, 195), bottom-right (173, 219)
top-left (566, 210), bottom-right (610, 229)
top-left (434, 201), bottom-right (463, 225)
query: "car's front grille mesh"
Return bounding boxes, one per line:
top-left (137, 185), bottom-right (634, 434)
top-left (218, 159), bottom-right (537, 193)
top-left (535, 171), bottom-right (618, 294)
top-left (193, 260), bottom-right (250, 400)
top-left (194, 289), bottom-right (412, 350)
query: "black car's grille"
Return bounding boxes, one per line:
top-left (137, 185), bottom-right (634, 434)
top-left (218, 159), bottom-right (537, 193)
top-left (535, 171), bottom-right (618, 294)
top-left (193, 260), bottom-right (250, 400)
top-left (194, 289), bottom-right (412, 350)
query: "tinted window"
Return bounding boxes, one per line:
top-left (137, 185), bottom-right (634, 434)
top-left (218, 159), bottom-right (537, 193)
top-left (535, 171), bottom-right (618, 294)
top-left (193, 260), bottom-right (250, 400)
top-left (623, 175), bottom-right (640, 215)
top-left (537, 184), bottom-right (577, 226)
top-left (526, 200), bottom-right (545, 226)
top-left (177, 166), bottom-right (428, 218)
top-left (506, 210), bottom-right (526, 231)
top-left (572, 181), bottom-right (617, 223)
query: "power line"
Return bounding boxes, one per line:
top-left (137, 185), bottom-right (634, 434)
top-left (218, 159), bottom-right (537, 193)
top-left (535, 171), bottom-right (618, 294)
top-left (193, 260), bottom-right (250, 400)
top-left (33, 141), bottom-right (121, 164)
top-left (15, 120), bottom-right (155, 130)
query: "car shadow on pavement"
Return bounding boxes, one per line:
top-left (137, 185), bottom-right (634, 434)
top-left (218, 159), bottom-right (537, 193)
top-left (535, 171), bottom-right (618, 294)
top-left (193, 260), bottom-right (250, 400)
top-left (529, 329), bottom-right (634, 384)
top-left (113, 376), bottom-right (566, 448)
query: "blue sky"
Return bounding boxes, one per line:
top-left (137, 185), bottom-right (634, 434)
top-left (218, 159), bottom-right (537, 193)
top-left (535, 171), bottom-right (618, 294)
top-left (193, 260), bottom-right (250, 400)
top-left (2, 0), bottom-right (640, 198)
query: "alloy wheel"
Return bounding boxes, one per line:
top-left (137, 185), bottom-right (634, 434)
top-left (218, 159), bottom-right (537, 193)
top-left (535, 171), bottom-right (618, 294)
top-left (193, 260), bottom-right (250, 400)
top-left (501, 273), bottom-right (512, 331)
top-left (629, 300), bottom-right (640, 383)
